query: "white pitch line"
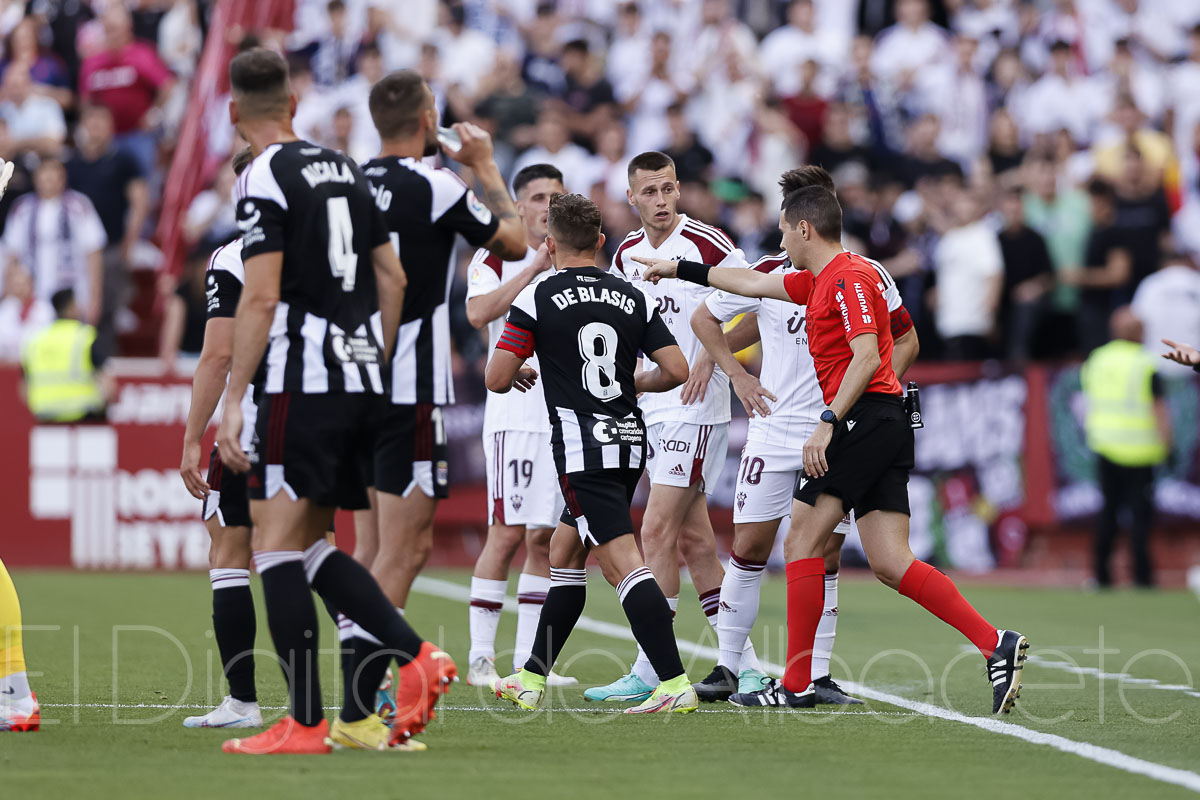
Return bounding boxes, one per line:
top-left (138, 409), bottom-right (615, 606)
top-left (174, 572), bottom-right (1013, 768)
top-left (37, 702), bottom-right (916, 717)
top-left (413, 575), bottom-right (1200, 795)
top-left (1025, 655), bottom-right (1200, 699)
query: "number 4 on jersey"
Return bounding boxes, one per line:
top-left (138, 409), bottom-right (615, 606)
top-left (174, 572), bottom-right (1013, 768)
top-left (326, 196), bottom-right (358, 291)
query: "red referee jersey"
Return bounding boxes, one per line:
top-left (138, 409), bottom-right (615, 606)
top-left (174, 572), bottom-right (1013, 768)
top-left (782, 252), bottom-right (902, 405)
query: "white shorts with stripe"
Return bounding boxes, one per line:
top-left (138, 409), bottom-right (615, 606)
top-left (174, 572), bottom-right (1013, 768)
top-left (732, 440), bottom-right (852, 534)
top-left (645, 421), bottom-right (728, 495)
top-left (484, 430), bottom-right (564, 529)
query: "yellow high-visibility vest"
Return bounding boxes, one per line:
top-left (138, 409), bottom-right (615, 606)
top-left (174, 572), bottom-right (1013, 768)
top-left (21, 319), bottom-right (104, 422)
top-left (1080, 340), bottom-right (1168, 467)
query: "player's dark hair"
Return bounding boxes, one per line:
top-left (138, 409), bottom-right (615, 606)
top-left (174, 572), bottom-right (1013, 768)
top-left (627, 150), bottom-right (675, 181)
top-left (547, 193), bottom-right (603, 252)
top-left (229, 48), bottom-right (290, 118)
top-left (369, 69), bottom-right (429, 140)
top-left (778, 165), bottom-right (835, 197)
top-left (231, 146), bottom-right (254, 176)
top-left (50, 288), bottom-right (75, 316)
top-left (513, 164), bottom-right (564, 197)
top-left (781, 186), bottom-right (842, 240)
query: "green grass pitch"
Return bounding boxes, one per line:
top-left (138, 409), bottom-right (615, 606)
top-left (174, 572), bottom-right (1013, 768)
top-left (3, 569), bottom-right (1199, 799)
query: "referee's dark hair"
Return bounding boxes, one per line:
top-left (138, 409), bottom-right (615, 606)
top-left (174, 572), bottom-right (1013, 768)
top-left (228, 48), bottom-right (291, 119)
top-left (513, 164), bottom-right (564, 197)
top-left (369, 70), bottom-right (429, 140)
top-left (547, 193), bottom-right (603, 252)
top-left (782, 186), bottom-right (842, 241)
top-left (627, 150), bottom-right (675, 180)
top-left (778, 165), bottom-right (835, 197)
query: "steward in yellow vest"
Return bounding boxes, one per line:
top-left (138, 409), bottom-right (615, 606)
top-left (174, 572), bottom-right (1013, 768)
top-left (20, 288), bottom-right (106, 423)
top-left (1079, 307), bottom-right (1169, 588)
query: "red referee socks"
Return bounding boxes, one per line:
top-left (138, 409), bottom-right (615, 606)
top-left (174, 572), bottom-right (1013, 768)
top-left (782, 558), bottom-right (825, 693)
top-left (898, 560), bottom-right (998, 658)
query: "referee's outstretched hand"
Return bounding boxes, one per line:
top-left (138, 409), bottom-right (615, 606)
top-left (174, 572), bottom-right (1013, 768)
top-left (803, 422), bottom-right (833, 478)
top-left (632, 256), bottom-right (676, 283)
top-left (1162, 338), bottom-right (1200, 367)
top-left (216, 400), bottom-right (251, 474)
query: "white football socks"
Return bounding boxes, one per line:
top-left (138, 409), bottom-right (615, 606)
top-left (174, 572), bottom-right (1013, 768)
top-left (513, 573), bottom-right (550, 673)
top-left (630, 595), bottom-right (677, 686)
top-left (467, 577), bottom-right (506, 664)
top-left (0, 669), bottom-right (31, 707)
top-left (717, 553), bottom-right (766, 672)
top-left (811, 572), bottom-right (839, 680)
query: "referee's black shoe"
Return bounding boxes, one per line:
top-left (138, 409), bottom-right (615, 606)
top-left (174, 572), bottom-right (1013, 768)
top-left (692, 664), bottom-right (738, 702)
top-left (987, 630), bottom-right (1029, 715)
top-left (812, 675), bottom-right (863, 705)
top-left (729, 678), bottom-right (815, 708)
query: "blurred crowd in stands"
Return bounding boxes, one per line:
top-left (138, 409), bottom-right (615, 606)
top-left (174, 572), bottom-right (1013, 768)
top-left (0, 0), bottom-right (1199, 375)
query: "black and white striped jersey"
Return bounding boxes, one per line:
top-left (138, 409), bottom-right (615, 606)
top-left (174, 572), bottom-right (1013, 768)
top-left (360, 156), bottom-right (499, 406)
top-left (204, 238), bottom-right (258, 454)
top-left (496, 266), bottom-right (677, 475)
top-left (235, 140), bottom-right (390, 395)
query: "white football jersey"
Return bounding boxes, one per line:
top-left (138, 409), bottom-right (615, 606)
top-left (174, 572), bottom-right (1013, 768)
top-left (611, 214), bottom-right (744, 427)
top-left (705, 251), bottom-right (904, 451)
top-left (468, 246), bottom-right (553, 436)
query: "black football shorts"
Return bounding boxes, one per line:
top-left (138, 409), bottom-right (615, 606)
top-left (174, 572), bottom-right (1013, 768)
top-left (794, 393), bottom-right (914, 518)
top-left (248, 391), bottom-right (375, 510)
top-left (558, 467), bottom-right (643, 547)
top-left (202, 445), bottom-right (252, 528)
top-left (361, 400), bottom-right (450, 499)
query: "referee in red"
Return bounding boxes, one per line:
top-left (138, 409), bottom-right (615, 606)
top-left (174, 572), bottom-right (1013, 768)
top-left (635, 186), bottom-right (1028, 715)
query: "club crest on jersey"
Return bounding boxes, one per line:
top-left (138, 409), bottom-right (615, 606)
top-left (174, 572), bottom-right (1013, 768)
top-left (467, 191), bottom-right (493, 225)
top-left (510, 494), bottom-right (523, 511)
top-left (301, 160), bottom-right (355, 188)
top-left (736, 491), bottom-right (746, 511)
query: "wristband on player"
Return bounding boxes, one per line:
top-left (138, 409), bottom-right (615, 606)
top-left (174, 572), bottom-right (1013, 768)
top-left (676, 260), bottom-right (713, 286)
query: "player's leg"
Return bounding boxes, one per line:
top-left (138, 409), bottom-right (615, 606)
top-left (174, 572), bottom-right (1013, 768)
top-left (514, 525), bottom-right (580, 685)
top-left (0, 557), bottom-right (37, 732)
top-left (810, 524), bottom-right (860, 704)
top-left (351, 488), bottom-right (379, 568)
top-left (467, 520), bottom-right (523, 684)
top-left (372, 489), bottom-right (437, 609)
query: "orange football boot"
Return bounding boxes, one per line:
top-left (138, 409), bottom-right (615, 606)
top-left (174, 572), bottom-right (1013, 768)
top-left (222, 716), bottom-right (331, 755)
top-left (389, 643), bottom-right (457, 746)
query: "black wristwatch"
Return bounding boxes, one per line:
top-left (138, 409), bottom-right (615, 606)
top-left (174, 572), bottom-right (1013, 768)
top-left (820, 409), bottom-right (838, 426)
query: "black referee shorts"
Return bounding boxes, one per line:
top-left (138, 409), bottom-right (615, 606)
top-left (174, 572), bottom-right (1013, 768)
top-left (558, 467), bottom-right (643, 547)
top-left (248, 391), bottom-right (375, 510)
top-left (794, 393), bottom-right (914, 518)
top-left (202, 445), bottom-right (252, 528)
top-left (361, 400), bottom-right (450, 499)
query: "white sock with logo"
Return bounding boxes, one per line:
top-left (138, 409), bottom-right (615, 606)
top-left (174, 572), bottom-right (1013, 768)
top-left (811, 572), bottom-right (839, 680)
top-left (631, 595), bottom-right (677, 686)
top-left (0, 669), bottom-right (32, 710)
top-left (717, 552), bottom-right (766, 673)
top-left (513, 573), bottom-right (550, 673)
top-left (467, 577), bottom-right (507, 664)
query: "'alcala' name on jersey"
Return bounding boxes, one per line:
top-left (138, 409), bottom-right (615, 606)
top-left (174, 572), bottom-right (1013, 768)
top-left (301, 160), bottom-right (356, 189)
top-left (551, 283), bottom-right (638, 314)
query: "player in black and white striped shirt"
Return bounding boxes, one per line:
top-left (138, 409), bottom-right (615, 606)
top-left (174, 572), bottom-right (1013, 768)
top-left (485, 193), bottom-right (698, 714)
top-left (214, 49), bottom-right (454, 756)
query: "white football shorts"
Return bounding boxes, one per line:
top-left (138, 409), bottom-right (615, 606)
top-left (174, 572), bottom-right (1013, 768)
top-left (484, 430), bottom-right (563, 529)
top-left (645, 421), bottom-right (728, 495)
top-left (732, 440), bottom-right (852, 534)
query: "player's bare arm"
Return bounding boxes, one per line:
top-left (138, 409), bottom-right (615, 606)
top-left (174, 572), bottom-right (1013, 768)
top-left (180, 316), bottom-right (235, 499)
top-left (634, 256), bottom-right (794, 302)
top-left (892, 326), bottom-right (920, 380)
top-left (444, 122), bottom-right (527, 261)
top-left (691, 305), bottom-right (776, 417)
top-left (1162, 338), bottom-right (1200, 366)
top-left (372, 240), bottom-right (408, 360)
top-left (634, 344), bottom-right (688, 394)
top-left (216, 251), bottom-right (281, 474)
top-left (466, 243), bottom-right (551, 328)
top-left (804, 333), bottom-right (880, 479)
top-left (484, 348), bottom-right (539, 394)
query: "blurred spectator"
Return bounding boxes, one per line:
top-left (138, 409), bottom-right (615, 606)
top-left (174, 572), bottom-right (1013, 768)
top-left (780, 59), bottom-right (828, 152)
top-left (690, 0), bottom-right (760, 91)
top-left (870, 0), bottom-right (948, 90)
top-left (728, 189), bottom-right (777, 261)
top-left (364, 0), bottom-right (438, 72)
top-left (1131, 251), bottom-right (1200, 379)
top-left (521, 3), bottom-right (565, 97)
top-left (662, 102), bottom-right (714, 184)
top-left (554, 39), bottom-right (615, 149)
top-left (608, 2), bottom-right (650, 93)
top-left (20, 287), bottom-right (108, 423)
top-left (895, 114), bottom-right (961, 188)
top-left (332, 42), bottom-right (385, 162)
top-left (326, 106), bottom-right (354, 155)
top-left (1098, 39), bottom-right (1164, 125)
top-left (0, 17), bottom-right (72, 109)
top-left (809, 101), bottom-right (873, 173)
top-left (4, 157), bottom-right (106, 324)
top-left (0, 261), bottom-right (53, 363)
top-left (302, 1), bottom-right (359, 87)
top-left (509, 110), bottom-right (595, 196)
top-left (79, 4), bottom-right (175, 176)
top-left (181, 156), bottom-right (237, 245)
top-left (1023, 155), bottom-right (1091, 318)
top-left (760, 0), bottom-right (841, 99)
top-left (474, 50), bottom-right (540, 164)
top-left (1112, 148), bottom-right (1171, 288)
top-left (434, 0), bottom-right (497, 99)
top-left (837, 34), bottom-right (905, 154)
top-left (1021, 39), bottom-right (1105, 145)
top-left (916, 34), bottom-right (987, 168)
top-left (157, 245), bottom-right (208, 366)
top-left (930, 186), bottom-right (1003, 360)
top-left (66, 104), bottom-right (149, 268)
top-left (953, 0), bottom-right (1019, 68)
top-left (1093, 94), bottom-right (1175, 186)
top-left (618, 31), bottom-right (691, 156)
top-left (588, 121), bottom-right (636, 231)
top-left (1165, 25), bottom-right (1200, 198)
top-left (157, 0), bottom-right (202, 81)
top-left (38, 0), bottom-right (96, 89)
top-left (0, 65), bottom-right (66, 157)
top-left (997, 186), bottom-right (1054, 360)
top-left (981, 108), bottom-right (1024, 180)
top-left (1074, 178), bottom-right (1133, 354)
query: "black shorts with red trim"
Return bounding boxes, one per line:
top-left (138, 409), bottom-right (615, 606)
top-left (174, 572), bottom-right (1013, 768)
top-left (793, 393), bottom-right (913, 518)
top-left (360, 400), bottom-right (450, 499)
top-left (248, 391), bottom-right (375, 510)
top-left (202, 446), bottom-right (251, 528)
top-left (558, 467), bottom-right (643, 547)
